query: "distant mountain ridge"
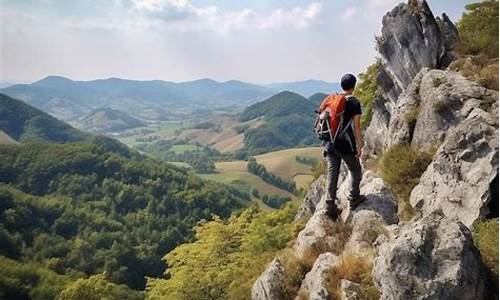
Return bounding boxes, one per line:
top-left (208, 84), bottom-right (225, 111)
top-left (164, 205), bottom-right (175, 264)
top-left (265, 80), bottom-right (340, 97)
top-left (0, 76), bottom-right (339, 122)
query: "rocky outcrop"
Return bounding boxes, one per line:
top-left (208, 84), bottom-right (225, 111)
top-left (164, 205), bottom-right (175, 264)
top-left (252, 258), bottom-right (286, 300)
top-left (365, 0), bottom-right (459, 155)
top-left (410, 109), bottom-right (499, 227)
top-left (342, 171), bottom-right (398, 254)
top-left (295, 175), bottom-right (325, 221)
top-left (253, 1), bottom-right (497, 299)
top-left (384, 68), bottom-right (499, 151)
top-left (297, 253), bottom-right (339, 300)
top-left (373, 211), bottom-right (486, 300)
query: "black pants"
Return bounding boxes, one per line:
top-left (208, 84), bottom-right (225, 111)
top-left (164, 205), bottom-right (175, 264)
top-left (325, 149), bottom-right (362, 202)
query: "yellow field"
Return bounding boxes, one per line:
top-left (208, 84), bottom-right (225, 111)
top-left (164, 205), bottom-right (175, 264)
top-left (200, 160), bottom-right (296, 210)
top-left (255, 147), bottom-right (323, 186)
top-left (293, 174), bottom-right (315, 190)
top-left (177, 116), bottom-right (263, 152)
top-left (198, 147), bottom-right (324, 209)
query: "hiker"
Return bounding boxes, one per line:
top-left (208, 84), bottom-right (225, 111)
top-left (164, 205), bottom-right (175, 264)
top-left (315, 73), bottom-right (365, 219)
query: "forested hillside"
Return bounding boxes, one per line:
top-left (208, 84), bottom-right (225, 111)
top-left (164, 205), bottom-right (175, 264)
top-left (0, 139), bottom-right (248, 298)
top-left (240, 91), bottom-right (318, 154)
top-left (0, 94), bottom-right (88, 143)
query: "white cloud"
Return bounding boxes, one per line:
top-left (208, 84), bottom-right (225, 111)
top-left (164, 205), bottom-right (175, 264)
top-left (341, 6), bottom-right (357, 20)
top-left (120, 0), bottom-right (322, 33)
top-left (366, 0), bottom-right (401, 8)
top-left (259, 2), bottom-right (322, 30)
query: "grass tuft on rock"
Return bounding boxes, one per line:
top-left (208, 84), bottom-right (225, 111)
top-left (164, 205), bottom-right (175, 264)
top-left (473, 218), bottom-right (499, 279)
top-left (378, 145), bottom-right (433, 221)
top-left (324, 253), bottom-right (380, 300)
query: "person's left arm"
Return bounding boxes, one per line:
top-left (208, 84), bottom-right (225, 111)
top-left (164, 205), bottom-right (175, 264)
top-left (353, 98), bottom-right (364, 157)
top-left (353, 115), bottom-right (364, 157)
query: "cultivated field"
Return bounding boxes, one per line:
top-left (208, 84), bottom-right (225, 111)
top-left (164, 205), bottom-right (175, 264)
top-left (255, 147), bottom-right (323, 189)
top-left (199, 146), bottom-right (323, 208)
top-left (200, 160), bottom-right (296, 211)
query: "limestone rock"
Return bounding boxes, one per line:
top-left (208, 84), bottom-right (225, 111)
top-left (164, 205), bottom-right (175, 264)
top-left (252, 258), bottom-right (286, 300)
top-left (384, 68), bottom-right (499, 151)
top-left (342, 171), bottom-right (398, 254)
top-left (411, 69), bottom-right (498, 150)
top-left (296, 253), bottom-right (339, 300)
top-left (294, 200), bottom-right (341, 258)
top-left (340, 280), bottom-right (363, 300)
top-left (366, 0), bottom-right (459, 155)
top-left (295, 175), bottom-right (326, 221)
top-left (410, 109), bottom-right (499, 227)
top-left (373, 211), bottom-right (486, 300)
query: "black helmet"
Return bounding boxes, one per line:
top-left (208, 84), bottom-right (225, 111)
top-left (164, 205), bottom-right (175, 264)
top-left (341, 73), bottom-right (357, 91)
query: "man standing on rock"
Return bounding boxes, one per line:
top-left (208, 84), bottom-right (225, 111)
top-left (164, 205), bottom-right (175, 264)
top-left (320, 74), bottom-right (365, 219)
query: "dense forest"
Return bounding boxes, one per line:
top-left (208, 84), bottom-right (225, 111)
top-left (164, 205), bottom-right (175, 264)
top-left (240, 91), bottom-right (319, 154)
top-left (0, 94), bottom-right (88, 143)
top-left (147, 204), bottom-right (303, 299)
top-left (0, 139), bottom-right (248, 298)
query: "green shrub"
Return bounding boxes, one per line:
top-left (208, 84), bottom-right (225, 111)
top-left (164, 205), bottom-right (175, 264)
top-left (404, 106), bottom-right (420, 131)
top-left (378, 145), bottom-right (433, 220)
top-left (354, 62), bottom-right (379, 129)
top-left (474, 218), bottom-right (499, 278)
top-left (457, 0), bottom-right (499, 58)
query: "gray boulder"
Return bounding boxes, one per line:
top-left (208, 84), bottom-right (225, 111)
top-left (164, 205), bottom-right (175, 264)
top-left (252, 258), bottom-right (286, 300)
top-left (295, 175), bottom-right (326, 221)
top-left (343, 171), bottom-right (398, 254)
top-left (384, 68), bottom-right (499, 151)
top-left (373, 211), bottom-right (486, 300)
top-left (294, 199), bottom-right (342, 258)
top-left (410, 108), bottom-right (499, 227)
top-left (296, 253), bottom-right (339, 300)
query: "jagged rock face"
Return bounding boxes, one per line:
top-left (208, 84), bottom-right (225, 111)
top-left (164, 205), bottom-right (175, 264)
top-left (251, 258), bottom-right (286, 300)
top-left (410, 109), bottom-right (499, 227)
top-left (366, 0), bottom-right (458, 155)
top-left (384, 68), bottom-right (499, 151)
top-left (373, 212), bottom-right (486, 300)
top-left (436, 13), bottom-right (459, 57)
top-left (297, 253), bottom-right (339, 300)
top-left (295, 175), bottom-right (326, 221)
top-left (294, 198), bottom-right (341, 258)
top-left (342, 171), bottom-right (398, 254)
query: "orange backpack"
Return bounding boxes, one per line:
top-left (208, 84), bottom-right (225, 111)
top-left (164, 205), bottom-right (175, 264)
top-left (314, 94), bottom-right (347, 142)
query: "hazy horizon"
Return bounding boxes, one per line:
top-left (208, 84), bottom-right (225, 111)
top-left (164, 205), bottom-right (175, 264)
top-left (1, 0), bottom-right (475, 84)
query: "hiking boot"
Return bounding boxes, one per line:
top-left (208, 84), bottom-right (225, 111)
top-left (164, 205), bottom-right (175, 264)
top-left (349, 195), bottom-right (367, 212)
top-left (325, 200), bottom-right (340, 220)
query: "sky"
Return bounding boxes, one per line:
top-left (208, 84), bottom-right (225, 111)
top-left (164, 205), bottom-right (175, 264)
top-left (0, 0), bottom-right (476, 84)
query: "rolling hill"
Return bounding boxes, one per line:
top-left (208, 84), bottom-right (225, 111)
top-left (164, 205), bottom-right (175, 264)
top-left (0, 93), bottom-right (88, 143)
top-left (0, 95), bottom-right (250, 296)
top-left (308, 92), bottom-right (328, 106)
top-left (240, 91), bottom-right (319, 154)
top-left (76, 107), bottom-right (146, 133)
